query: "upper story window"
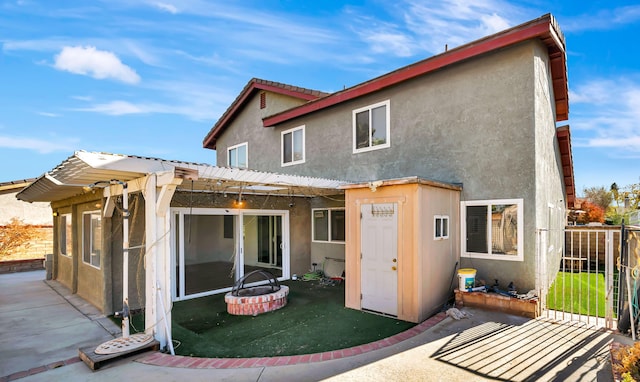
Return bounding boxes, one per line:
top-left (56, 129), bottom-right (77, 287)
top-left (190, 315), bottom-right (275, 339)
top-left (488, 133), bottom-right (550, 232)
top-left (353, 100), bottom-right (390, 153)
top-left (434, 215), bottom-right (449, 240)
top-left (461, 199), bottom-right (523, 261)
top-left (281, 125), bottom-right (305, 166)
top-left (60, 213), bottom-right (72, 257)
top-left (312, 208), bottom-right (345, 243)
top-left (228, 142), bottom-right (248, 168)
top-left (82, 211), bottom-right (102, 269)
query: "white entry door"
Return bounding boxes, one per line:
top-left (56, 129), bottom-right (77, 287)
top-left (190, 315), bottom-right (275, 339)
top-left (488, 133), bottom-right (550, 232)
top-left (361, 203), bottom-right (398, 316)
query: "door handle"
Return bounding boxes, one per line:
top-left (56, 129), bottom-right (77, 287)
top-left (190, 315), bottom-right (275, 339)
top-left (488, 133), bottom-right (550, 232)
top-left (391, 266), bottom-right (397, 271)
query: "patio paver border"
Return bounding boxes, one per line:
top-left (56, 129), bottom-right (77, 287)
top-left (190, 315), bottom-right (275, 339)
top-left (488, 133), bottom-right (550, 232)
top-left (134, 312), bottom-right (447, 369)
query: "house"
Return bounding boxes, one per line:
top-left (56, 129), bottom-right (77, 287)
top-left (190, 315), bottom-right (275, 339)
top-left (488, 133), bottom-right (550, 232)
top-left (16, 13), bottom-right (574, 350)
top-left (203, 13), bottom-right (573, 318)
top-left (0, 179), bottom-right (53, 265)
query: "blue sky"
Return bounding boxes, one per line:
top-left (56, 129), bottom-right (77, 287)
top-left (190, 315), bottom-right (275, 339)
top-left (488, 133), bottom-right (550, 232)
top-left (1, 1), bottom-right (639, 194)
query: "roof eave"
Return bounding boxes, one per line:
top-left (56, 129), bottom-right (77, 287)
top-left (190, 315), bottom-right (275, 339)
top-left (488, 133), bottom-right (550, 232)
top-left (202, 79), bottom-right (326, 150)
top-left (263, 14), bottom-right (568, 127)
top-left (557, 125), bottom-right (575, 209)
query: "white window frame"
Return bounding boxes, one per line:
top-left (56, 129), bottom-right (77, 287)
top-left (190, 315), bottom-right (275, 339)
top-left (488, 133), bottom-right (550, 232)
top-left (60, 213), bottom-right (72, 257)
top-left (434, 215), bottom-right (449, 240)
top-left (170, 207), bottom-right (291, 301)
top-left (82, 210), bottom-right (102, 269)
top-left (281, 125), bottom-right (305, 166)
top-left (312, 208), bottom-right (346, 244)
top-left (227, 142), bottom-right (248, 168)
top-left (461, 199), bottom-right (524, 261)
top-left (352, 100), bottom-right (391, 153)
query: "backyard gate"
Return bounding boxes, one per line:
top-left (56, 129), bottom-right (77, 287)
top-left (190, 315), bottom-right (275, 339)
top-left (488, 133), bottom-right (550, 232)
top-left (537, 226), bottom-right (621, 329)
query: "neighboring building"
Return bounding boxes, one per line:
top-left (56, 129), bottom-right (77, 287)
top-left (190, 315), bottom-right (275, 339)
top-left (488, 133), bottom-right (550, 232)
top-left (0, 179), bottom-right (53, 260)
top-left (17, 14), bottom-right (574, 349)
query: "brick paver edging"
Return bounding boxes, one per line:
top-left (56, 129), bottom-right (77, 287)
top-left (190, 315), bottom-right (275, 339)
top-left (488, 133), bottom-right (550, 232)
top-left (135, 312), bottom-right (447, 369)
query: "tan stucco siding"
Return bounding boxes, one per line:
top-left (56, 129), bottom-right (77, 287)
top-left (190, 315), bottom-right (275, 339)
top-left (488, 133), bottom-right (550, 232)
top-left (75, 201), bottom-right (106, 311)
top-left (345, 183), bottom-right (459, 323)
top-left (418, 186), bottom-right (460, 321)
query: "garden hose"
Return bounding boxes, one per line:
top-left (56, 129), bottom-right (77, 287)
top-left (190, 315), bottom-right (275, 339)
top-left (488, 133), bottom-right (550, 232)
top-left (302, 270), bottom-right (323, 281)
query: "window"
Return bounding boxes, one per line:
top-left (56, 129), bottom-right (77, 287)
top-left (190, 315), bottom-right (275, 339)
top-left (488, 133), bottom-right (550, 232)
top-left (227, 142), bottom-right (248, 168)
top-left (353, 100), bottom-right (390, 153)
top-left (461, 199), bottom-right (523, 261)
top-left (60, 213), bottom-right (72, 257)
top-left (281, 126), bottom-right (305, 166)
top-left (434, 215), bottom-right (449, 240)
top-left (82, 211), bottom-right (102, 268)
top-left (312, 208), bottom-right (345, 243)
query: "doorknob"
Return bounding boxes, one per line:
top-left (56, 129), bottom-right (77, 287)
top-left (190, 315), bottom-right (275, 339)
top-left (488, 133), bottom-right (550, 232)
top-left (391, 266), bottom-right (397, 271)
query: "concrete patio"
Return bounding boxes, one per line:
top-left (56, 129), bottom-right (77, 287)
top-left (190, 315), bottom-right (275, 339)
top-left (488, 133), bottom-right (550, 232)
top-left (0, 270), bottom-right (634, 381)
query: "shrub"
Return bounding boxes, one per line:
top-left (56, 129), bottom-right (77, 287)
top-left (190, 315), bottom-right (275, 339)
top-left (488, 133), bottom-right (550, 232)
top-left (0, 218), bottom-right (40, 259)
top-left (614, 342), bottom-right (640, 382)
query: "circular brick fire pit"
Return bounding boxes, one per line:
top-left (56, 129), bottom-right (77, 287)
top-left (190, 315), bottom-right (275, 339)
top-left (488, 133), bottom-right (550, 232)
top-left (225, 285), bottom-right (289, 316)
top-left (225, 270), bottom-right (289, 316)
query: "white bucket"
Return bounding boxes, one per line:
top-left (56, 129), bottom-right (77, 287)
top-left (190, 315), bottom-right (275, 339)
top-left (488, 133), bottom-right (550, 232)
top-left (458, 268), bottom-right (476, 291)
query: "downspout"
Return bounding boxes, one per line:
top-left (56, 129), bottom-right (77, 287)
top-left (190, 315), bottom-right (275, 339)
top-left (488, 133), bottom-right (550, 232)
top-left (121, 182), bottom-right (130, 338)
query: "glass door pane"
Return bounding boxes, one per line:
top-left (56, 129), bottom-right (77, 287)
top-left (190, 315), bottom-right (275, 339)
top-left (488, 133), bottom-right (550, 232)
top-left (243, 214), bottom-right (282, 278)
top-left (182, 214), bottom-right (237, 296)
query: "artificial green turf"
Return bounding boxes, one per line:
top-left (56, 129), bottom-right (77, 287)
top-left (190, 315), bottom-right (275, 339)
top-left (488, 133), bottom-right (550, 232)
top-left (546, 271), bottom-right (606, 317)
top-left (169, 280), bottom-right (416, 358)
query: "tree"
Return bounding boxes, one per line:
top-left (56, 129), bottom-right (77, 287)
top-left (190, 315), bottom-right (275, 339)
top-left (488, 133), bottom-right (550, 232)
top-left (583, 186), bottom-right (613, 212)
top-left (576, 200), bottom-right (605, 224)
top-left (611, 183), bottom-right (620, 208)
top-left (612, 182), bottom-right (640, 211)
top-left (0, 218), bottom-right (39, 259)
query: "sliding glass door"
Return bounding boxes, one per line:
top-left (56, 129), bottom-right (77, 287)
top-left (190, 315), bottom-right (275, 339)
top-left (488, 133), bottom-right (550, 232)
top-left (242, 214), bottom-right (283, 278)
top-left (172, 208), bottom-right (289, 301)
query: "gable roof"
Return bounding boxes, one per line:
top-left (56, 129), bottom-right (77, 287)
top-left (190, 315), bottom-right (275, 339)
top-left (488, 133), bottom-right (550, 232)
top-left (262, 13), bottom-right (567, 127)
top-left (203, 78), bottom-right (329, 149)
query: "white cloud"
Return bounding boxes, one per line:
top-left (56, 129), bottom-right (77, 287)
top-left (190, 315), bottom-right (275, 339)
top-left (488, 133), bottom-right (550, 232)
top-left (349, 0), bottom-right (520, 57)
top-left (153, 2), bottom-right (178, 14)
top-left (561, 5), bottom-right (640, 32)
top-left (0, 135), bottom-right (76, 154)
top-left (37, 112), bottom-right (61, 117)
top-left (363, 30), bottom-right (415, 57)
top-left (570, 77), bottom-right (640, 155)
top-left (54, 46), bottom-right (141, 84)
top-left (75, 101), bottom-right (144, 115)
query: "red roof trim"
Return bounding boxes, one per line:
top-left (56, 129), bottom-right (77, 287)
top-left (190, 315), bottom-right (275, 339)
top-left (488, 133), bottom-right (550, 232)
top-left (263, 14), bottom-right (568, 127)
top-left (203, 79), bottom-right (327, 149)
top-left (557, 125), bottom-right (575, 208)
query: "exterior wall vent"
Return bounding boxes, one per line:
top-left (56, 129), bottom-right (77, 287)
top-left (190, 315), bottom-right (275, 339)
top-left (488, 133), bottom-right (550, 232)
top-left (260, 92), bottom-right (266, 109)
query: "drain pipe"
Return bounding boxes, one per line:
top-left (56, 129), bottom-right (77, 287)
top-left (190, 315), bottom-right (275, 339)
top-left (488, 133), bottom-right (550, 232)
top-left (111, 180), bottom-right (130, 338)
top-left (157, 281), bottom-right (175, 355)
top-left (121, 181), bottom-right (130, 338)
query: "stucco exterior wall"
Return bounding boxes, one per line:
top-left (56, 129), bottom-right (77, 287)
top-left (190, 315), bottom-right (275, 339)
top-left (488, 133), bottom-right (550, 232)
top-left (309, 196), bottom-right (346, 272)
top-left (53, 205), bottom-right (75, 292)
top-left (418, 185), bottom-right (460, 320)
top-left (215, 91), bottom-right (312, 167)
top-left (75, 200), bottom-right (106, 312)
top-left (0, 191), bottom-right (53, 260)
top-left (215, 40), bottom-right (562, 292)
top-left (345, 182), bottom-right (460, 323)
top-left (170, 192), bottom-right (312, 277)
top-left (0, 192), bottom-right (51, 225)
top-left (533, 42), bottom-right (567, 292)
